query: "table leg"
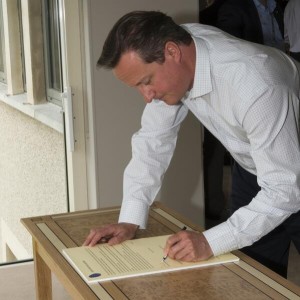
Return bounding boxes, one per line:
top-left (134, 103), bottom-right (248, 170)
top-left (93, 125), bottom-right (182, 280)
top-left (33, 239), bottom-right (52, 300)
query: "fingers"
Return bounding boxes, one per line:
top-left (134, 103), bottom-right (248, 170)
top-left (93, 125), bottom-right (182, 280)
top-left (83, 223), bottom-right (139, 247)
top-left (83, 226), bottom-right (113, 246)
top-left (82, 228), bottom-right (98, 246)
top-left (164, 231), bottom-right (190, 259)
top-left (163, 233), bottom-right (182, 256)
top-left (164, 231), bottom-right (213, 262)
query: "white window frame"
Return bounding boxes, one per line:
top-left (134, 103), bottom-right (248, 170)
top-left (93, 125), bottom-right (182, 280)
top-left (0, 0), bottom-right (90, 211)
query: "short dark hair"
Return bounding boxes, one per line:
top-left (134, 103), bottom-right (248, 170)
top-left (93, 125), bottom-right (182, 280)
top-left (97, 11), bottom-right (192, 69)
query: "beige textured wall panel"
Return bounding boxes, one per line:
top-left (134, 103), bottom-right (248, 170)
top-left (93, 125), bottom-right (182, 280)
top-left (0, 101), bottom-right (67, 262)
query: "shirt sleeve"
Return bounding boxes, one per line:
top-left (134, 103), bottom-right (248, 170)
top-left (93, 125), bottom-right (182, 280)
top-left (204, 85), bottom-right (300, 256)
top-left (119, 100), bottom-right (189, 228)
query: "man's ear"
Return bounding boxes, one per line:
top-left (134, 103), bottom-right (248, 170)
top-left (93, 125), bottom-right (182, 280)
top-left (164, 41), bottom-right (181, 61)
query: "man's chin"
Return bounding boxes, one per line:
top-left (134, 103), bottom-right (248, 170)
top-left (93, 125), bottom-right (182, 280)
top-left (163, 98), bottom-right (182, 106)
top-left (155, 95), bottom-right (182, 105)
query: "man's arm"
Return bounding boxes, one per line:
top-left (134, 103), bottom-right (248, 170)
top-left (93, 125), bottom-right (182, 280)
top-left (204, 85), bottom-right (300, 256)
top-left (84, 101), bottom-right (188, 246)
top-left (118, 100), bottom-right (189, 228)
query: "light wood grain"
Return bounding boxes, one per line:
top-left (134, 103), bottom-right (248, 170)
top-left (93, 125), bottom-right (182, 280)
top-left (33, 239), bottom-right (52, 300)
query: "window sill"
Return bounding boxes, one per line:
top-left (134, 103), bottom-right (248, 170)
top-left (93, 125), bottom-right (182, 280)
top-left (0, 84), bottom-right (64, 134)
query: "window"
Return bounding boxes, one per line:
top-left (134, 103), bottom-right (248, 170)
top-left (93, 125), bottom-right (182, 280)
top-left (0, 0), bottom-right (6, 83)
top-left (0, 0), bottom-right (68, 266)
top-left (17, 0), bottom-right (26, 91)
top-left (42, 0), bottom-right (63, 106)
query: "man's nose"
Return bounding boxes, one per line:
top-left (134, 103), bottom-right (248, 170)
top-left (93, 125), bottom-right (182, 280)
top-left (138, 86), bottom-right (155, 103)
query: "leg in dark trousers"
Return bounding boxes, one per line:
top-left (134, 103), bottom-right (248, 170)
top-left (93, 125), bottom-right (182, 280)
top-left (290, 52), bottom-right (300, 63)
top-left (231, 162), bottom-right (300, 278)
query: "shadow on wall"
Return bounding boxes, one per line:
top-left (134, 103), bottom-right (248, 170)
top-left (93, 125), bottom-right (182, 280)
top-left (158, 11), bottom-right (204, 227)
top-left (173, 12), bottom-right (199, 24)
top-left (160, 112), bottom-right (204, 228)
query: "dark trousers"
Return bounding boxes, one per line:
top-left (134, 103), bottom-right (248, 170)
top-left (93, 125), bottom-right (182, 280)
top-left (231, 162), bottom-right (300, 278)
top-left (203, 129), bottom-right (226, 219)
top-left (290, 51), bottom-right (300, 63)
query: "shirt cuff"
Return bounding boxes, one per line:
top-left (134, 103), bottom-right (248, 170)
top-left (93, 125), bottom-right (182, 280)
top-left (203, 221), bottom-right (238, 256)
top-left (118, 199), bottom-right (150, 229)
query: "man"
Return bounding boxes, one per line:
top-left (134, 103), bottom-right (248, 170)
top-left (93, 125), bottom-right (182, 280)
top-left (217, 0), bottom-right (285, 50)
top-left (200, 0), bottom-right (286, 227)
top-left (84, 11), bottom-right (300, 277)
top-left (284, 0), bottom-right (300, 62)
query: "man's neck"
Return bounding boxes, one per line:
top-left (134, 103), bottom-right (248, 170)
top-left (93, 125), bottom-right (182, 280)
top-left (181, 41), bottom-right (196, 90)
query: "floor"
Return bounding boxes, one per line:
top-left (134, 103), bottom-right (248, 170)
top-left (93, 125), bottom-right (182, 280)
top-left (0, 261), bottom-right (71, 300)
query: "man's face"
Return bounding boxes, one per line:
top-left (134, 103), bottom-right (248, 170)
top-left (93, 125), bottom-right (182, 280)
top-left (113, 43), bottom-right (193, 105)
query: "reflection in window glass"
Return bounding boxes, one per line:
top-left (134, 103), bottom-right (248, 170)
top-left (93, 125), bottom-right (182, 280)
top-left (43, 0), bottom-right (63, 105)
top-left (0, 28), bottom-right (3, 72)
top-left (17, 0), bottom-right (26, 90)
top-left (0, 0), bottom-right (6, 83)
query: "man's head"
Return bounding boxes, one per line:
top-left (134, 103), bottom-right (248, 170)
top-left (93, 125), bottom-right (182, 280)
top-left (98, 11), bottom-right (196, 105)
top-left (98, 11), bottom-right (192, 68)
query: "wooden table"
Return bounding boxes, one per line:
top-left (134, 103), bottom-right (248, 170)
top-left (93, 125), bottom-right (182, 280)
top-left (21, 202), bottom-right (300, 300)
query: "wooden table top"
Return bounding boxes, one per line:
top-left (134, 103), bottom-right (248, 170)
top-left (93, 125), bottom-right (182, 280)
top-left (22, 202), bottom-right (300, 300)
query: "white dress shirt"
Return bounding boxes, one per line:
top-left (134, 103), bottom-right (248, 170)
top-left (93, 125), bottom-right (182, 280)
top-left (118, 24), bottom-right (300, 256)
top-left (284, 0), bottom-right (300, 53)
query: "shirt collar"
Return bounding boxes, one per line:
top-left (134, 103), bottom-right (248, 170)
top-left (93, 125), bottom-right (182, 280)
top-left (189, 36), bottom-right (212, 99)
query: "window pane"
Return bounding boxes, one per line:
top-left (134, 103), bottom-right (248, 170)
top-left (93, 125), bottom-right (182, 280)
top-left (48, 0), bottom-right (62, 91)
top-left (0, 30), bottom-right (3, 72)
top-left (0, 0), bottom-right (6, 83)
top-left (0, 37), bottom-right (4, 73)
top-left (17, 0), bottom-right (26, 90)
top-left (43, 0), bottom-right (63, 104)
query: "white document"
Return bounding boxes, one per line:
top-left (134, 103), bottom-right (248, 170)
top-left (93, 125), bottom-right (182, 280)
top-left (63, 235), bottom-right (239, 284)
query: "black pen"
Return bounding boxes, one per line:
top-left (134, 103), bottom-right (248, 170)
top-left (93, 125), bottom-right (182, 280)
top-left (162, 226), bottom-right (187, 262)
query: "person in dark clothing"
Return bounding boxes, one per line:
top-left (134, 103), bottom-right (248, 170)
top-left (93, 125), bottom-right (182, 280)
top-left (200, 0), bottom-right (294, 277)
top-left (217, 0), bottom-right (285, 48)
top-left (200, 0), bottom-right (286, 226)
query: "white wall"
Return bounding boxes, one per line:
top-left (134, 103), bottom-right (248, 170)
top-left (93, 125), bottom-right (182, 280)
top-left (0, 101), bottom-right (68, 262)
top-left (88, 0), bottom-right (205, 227)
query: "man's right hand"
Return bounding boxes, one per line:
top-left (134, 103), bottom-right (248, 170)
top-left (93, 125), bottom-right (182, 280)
top-left (83, 223), bottom-right (139, 247)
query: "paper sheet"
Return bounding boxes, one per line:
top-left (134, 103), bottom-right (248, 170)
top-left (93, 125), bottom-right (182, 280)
top-left (63, 235), bottom-right (239, 284)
